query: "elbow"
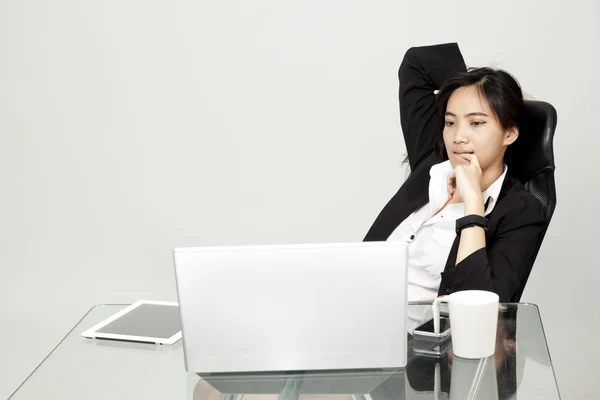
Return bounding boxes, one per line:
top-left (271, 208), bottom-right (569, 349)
top-left (440, 251), bottom-right (514, 302)
top-left (442, 274), bottom-right (511, 303)
top-left (398, 47), bottom-right (419, 78)
top-left (464, 274), bottom-right (514, 303)
top-left (487, 281), bottom-right (512, 303)
top-left (403, 46), bottom-right (419, 61)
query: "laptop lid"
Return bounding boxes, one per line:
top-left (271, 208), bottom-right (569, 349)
top-left (173, 241), bottom-right (408, 373)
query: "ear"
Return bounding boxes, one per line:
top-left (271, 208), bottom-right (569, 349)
top-left (504, 127), bottom-right (519, 146)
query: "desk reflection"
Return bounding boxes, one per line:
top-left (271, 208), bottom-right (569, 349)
top-left (192, 308), bottom-right (520, 400)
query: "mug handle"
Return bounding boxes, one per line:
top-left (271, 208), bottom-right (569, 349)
top-left (432, 296), bottom-right (449, 334)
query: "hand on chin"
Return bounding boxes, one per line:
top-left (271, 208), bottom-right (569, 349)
top-left (447, 153), bottom-right (484, 204)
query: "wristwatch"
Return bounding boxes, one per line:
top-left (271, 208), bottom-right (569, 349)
top-left (455, 214), bottom-right (488, 235)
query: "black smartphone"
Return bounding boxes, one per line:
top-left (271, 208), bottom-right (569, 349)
top-left (412, 337), bottom-right (453, 358)
top-left (412, 315), bottom-right (451, 343)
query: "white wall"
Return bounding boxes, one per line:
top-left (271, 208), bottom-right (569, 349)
top-left (1, 0), bottom-right (598, 398)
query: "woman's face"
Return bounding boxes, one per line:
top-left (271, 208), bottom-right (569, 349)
top-left (443, 85), bottom-right (518, 171)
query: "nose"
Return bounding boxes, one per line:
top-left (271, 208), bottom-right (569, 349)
top-left (453, 125), bottom-right (469, 144)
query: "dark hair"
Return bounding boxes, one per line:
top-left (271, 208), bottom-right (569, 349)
top-left (433, 67), bottom-right (525, 160)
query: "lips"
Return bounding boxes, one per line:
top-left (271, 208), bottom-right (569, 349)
top-left (453, 151), bottom-right (474, 161)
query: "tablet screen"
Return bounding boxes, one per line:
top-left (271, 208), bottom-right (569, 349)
top-left (95, 303), bottom-right (181, 339)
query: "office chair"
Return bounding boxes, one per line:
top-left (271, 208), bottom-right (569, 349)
top-left (506, 100), bottom-right (558, 302)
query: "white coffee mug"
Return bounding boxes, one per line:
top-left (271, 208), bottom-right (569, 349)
top-left (432, 290), bottom-right (499, 359)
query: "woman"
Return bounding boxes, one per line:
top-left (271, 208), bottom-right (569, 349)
top-left (364, 42), bottom-right (546, 303)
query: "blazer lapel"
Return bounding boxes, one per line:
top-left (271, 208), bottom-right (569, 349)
top-left (364, 153), bottom-right (438, 241)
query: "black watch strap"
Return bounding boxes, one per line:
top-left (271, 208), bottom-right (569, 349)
top-left (456, 214), bottom-right (488, 235)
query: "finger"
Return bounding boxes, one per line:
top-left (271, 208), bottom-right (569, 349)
top-left (447, 171), bottom-right (456, 198)
top-left (458, 153), bottom-right (481, 169)
top-left (522, 90), bottom-right (536, 101)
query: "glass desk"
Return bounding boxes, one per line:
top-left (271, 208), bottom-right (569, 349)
top-left (8, 304), bottom-right (560, 399)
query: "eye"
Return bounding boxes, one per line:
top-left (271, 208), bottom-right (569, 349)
top-left (471, 121), bottom-right (486, 126)
top-left (445, 121), bottom-right (455, 127)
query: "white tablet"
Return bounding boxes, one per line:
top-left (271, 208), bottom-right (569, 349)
top-left (81, 300), bottom-right (182, 345)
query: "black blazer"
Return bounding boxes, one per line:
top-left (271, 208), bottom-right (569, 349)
top-left (363, 43), bottom-right (546, 303)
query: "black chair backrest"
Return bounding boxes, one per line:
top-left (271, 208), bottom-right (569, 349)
top-left (506, 100), bottom-right (558, 302)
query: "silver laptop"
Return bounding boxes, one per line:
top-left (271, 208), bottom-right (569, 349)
top-left (173, 241), bottom-right (408, 373)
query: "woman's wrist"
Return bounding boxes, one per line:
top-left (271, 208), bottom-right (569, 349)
top-left (464, 195), bottom-right (485, 216)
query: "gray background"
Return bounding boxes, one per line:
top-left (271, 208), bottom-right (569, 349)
top-left (1, 0), bottom-right (597, 399)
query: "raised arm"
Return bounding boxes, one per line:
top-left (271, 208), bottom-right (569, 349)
top-left (399, 43), bottom-right (467, 170)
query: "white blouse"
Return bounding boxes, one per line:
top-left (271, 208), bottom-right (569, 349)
top-left (388, 160), bottom-right (507, 303)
